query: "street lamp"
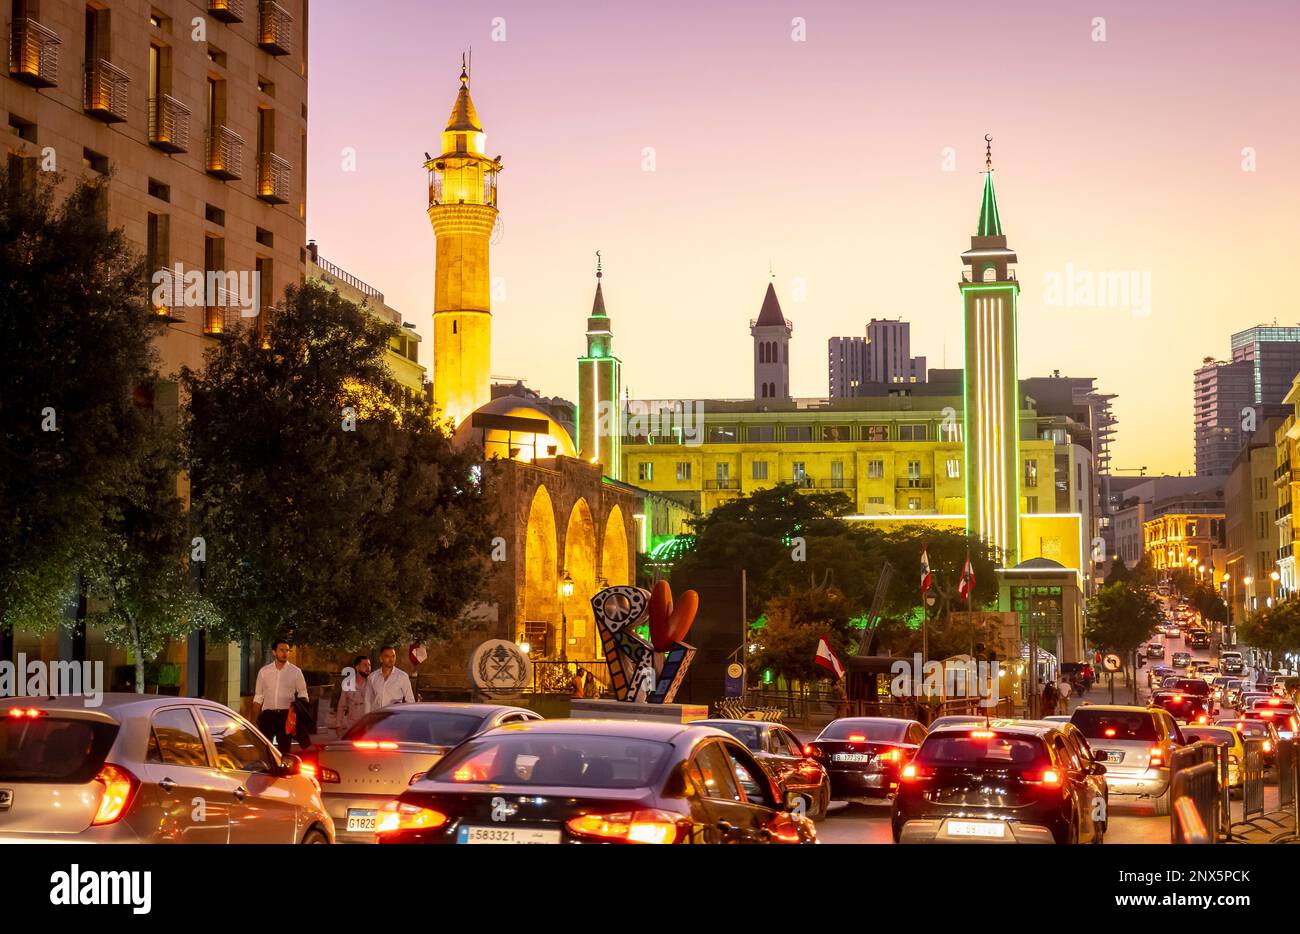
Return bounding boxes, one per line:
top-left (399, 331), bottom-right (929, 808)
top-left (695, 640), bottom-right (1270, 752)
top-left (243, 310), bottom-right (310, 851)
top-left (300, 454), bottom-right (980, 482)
top-left (559, 572), bottom-right (575, 662)
top-left (1271, 569), bottom-right (1281, 604)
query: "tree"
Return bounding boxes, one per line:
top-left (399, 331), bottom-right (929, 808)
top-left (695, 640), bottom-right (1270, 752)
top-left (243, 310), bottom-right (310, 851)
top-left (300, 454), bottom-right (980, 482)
top-left (84, 414), bottom-right (220, 691)
top-left (752, 581), bottom-right (855, 699)
top-left (182, 281), bottom-right (496, 651)
top-left (1085, 582), bottom-right (1164, 701)
top-left (1239, 600), bottom-right (1300, 669)
top-left (0, 170), bottom-right (158, 630)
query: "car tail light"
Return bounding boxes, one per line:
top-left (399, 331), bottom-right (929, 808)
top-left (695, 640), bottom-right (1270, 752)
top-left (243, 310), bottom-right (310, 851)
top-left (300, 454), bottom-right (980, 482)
top-left (298, 760), bottom-right (318, 780)
top-left (878, 749), bottom-right (900, 762)
top-left (1173, 695), bottom-right (1183, 702)
top-left (1104, 728), bottom-right (1116, 738)
top-left (376, 802), bottom-right (447, 834)
top-left (1040, 770), bottom-right (1061, 785)
top-left (352, 740), bottom-right (399, 750)
top-left (1264, 740), bottom-right (1273, 753)
top-left (409, 771), bottom-right (428, 785)
top-left (566, 809), bottom-right (682, 844)
top-left (6, 707), bottom-right (43, 718)
top-left (803, 745), bottom-right (814, 756)
top-left (1149, 747), bottom-right (1165, 768)
top-left (1197, 715), bottom-right (1209, 724)
top-left (452, 763), bottom-right (490, 782)
top-left (970, 730), bottom-right (995, 739)
top-left (847, 733), bottom-right (866, 743)
top-left (319, 766), bottom-right (341, 784)
top-left (91, 764), bottom-right (139, 826)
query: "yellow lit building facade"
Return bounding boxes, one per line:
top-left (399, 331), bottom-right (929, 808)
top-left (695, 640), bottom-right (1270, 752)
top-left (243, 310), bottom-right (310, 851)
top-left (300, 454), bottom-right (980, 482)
top-left (1142, 504), bottom-right (1225, 575)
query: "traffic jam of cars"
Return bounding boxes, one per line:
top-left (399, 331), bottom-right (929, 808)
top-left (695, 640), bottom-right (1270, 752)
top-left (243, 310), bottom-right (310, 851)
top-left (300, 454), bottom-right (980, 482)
top-left (1, 599), bottom-right (1294, 845)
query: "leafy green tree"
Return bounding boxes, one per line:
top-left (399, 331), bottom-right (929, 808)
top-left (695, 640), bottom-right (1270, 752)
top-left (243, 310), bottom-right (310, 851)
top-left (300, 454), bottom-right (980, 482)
top-left (1086, 582), bottom-right (1164, 700)
top-left (182, 281), bottom-right (496, 651)
top-left (0, 170), bottom-right (158, 630)
top-left (752, 582), bottom-right (855, 700)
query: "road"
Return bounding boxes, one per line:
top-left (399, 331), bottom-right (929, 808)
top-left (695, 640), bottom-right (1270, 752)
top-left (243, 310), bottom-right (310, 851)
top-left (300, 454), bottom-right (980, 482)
top-left (804, 625), bottom-right (1280, 843)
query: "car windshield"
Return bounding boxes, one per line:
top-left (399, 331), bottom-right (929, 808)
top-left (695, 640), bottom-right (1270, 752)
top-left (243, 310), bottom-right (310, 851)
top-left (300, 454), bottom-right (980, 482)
top-left (428, 734), bottom-right (674, 789)
top-left (916, 732), bottom-right (1050, 770)
top-left (1172, 680), bottom-right (1210, 694)
top-left (0, 715), bottom-right (119, 783)
top-left (820, 720), bottom-right (907, 742)
top-left (1072, 709), bottom-right (1159, 742)
top-left (1183, 728), bottom-right (1233, 747)
top-left (705, 722), bottom-right (763, 751)
top-left (1222, 721), bottom-right (1269, 738)
top-left (344, 710), bottom-right (484, 746)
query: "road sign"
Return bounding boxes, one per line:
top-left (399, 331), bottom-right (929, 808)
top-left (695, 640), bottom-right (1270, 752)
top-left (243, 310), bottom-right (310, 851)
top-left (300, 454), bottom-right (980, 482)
top-left (1102, 653), bottom-right (1122, 673)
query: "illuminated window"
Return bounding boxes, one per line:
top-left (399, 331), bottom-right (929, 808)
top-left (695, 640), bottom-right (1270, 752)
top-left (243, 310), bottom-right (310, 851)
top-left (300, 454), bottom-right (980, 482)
top-left (675, 462), bottom-right (691, 482)
top-left (792, 462), bottom-right (807, 485)
top-left (752, 461), bottom-right (768, 480)
top-left (946, 458), bottom-right (961, 479)
top-left (867, 460), bottom-right (884, 480)
top-left (637, 462), bottom-right (653, 482)
top-left (1024, 461), bottom-right (1038, 488)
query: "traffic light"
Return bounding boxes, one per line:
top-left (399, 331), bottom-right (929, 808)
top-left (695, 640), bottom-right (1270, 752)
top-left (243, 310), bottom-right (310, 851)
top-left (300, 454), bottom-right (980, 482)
top-left (1137, 655), bottom-right (1147, 669)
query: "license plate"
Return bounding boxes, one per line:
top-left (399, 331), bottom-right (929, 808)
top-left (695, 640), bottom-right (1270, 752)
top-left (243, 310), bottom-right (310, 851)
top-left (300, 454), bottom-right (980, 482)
top-left (947, 820), bottom-right (1006, 838)
top-left (457, 825), bottom-right (562, 845)
top-left (1104, 751), bottom-right (1124, 764)
top-left (345, 808), bottom-right (377, 832)
top-left (833, 753), bottom-right (872, 763)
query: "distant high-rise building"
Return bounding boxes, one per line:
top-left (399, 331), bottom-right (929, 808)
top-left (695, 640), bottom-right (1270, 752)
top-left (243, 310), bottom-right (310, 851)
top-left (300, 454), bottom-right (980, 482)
top-left (751, 280), bottom-right (791, 400)
top-left (1230, 326), bottom-right (1300, 407)
top-left (827, 319), bottom-right (925, 398)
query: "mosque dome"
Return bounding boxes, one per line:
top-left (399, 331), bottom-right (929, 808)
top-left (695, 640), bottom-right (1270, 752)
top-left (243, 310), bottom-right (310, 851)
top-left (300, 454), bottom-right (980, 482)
top-left (453, 396), bottom-right (577, 462)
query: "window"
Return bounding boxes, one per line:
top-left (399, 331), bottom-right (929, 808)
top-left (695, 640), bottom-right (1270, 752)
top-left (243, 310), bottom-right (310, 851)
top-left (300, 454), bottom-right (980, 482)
top-left (830, 461), bottom-right (844, 488)
top-left (821, 425), bottom-right (849, 442)
top-left (867, 459), bottom-right (884, 480)
top-left (707, 426), bottom-right (737, 443)
top-left (207, 45), bottom-right (226, 67)
top-left (198, 708), bottom-right (273, 772)
top-left (792, 462), bottom-right (807, 484)
top-left (205, 203), bottom-right (225, 226)
top-left (908, 497), bottom-right (921, 510)
top-left (865, 425), bottom-right (889, 442)
top-left (675, 462), bottom-right (691, 482)
top-left (8, 114), bottom-right (36, 143)
top-left (907, 460), bottom-right (921, 483)
top-left (148, 178), bottom-right (170, 201)
top-left (1026, 496), bottom-right (1039, 514)
top-left (147, 708), bottom-right (209, 768)
top-left (146, 212), bottom-right (169, 277)
top-left (258, 77), bottom-right (276, 97)
top-left (689, 742), bottom-right (742, 802)
top-left (255, 226), bottom-right (273, 247)
top-left (898, 423), bottom-right (927, 442)
top-left (715, 462), bottom-right (730, 483)
top-left (83, 147), bottom-right (108, 174)
top-left (747, 425), bottom-right (774, 443)
top-left (1258, 512), bottom-right (1269, 539)
top-left (946, 458), bottom-right (961, 479)
top-left (1024, 461), bottom-right (1039, 488)
top-left (785, 426), bottom-right (813, 443)
top-left (638, 462), bottom-right (653, 482)
top-left (867, 496), bottom-right (885, 505)
top-left (752, 460), bottom-right (768, 480)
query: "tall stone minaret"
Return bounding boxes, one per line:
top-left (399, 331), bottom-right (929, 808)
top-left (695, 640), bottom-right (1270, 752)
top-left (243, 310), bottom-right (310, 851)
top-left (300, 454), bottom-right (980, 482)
top-left (961, 137), bottom-right (1021, 565)
top-left (577, 252), bottom-right (623, 478)
top-left (751, 279), bottom-right (791, 400)
top-left (425, 62), bottom-right (502, 427)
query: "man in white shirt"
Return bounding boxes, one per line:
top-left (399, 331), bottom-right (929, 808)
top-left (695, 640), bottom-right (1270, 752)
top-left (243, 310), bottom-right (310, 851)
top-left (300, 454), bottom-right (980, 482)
top-left (252, 639), bottom-right (309, 755)
top-left (364, 645), bottom-right (415, 712)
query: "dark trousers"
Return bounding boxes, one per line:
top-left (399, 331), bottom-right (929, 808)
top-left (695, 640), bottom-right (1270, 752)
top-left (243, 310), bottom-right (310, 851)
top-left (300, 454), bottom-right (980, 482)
top-left (258, 709), bottom-right (292, 756)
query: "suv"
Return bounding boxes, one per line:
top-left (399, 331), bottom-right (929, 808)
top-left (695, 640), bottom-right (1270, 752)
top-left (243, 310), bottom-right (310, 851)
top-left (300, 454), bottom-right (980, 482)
top-left (1146, 642), bottom-right (1166, 659)
top-left (1171, 652), bottom-right (1192, 668)
top-left (1070, 705), bottom-right (1185, 815)
top-left (1220, 652), bottom-right (1245, 676)
top-left (1187, 630), bottom-right (1211, 649)
top-left (1149, 689), bottom-right (1210, 725)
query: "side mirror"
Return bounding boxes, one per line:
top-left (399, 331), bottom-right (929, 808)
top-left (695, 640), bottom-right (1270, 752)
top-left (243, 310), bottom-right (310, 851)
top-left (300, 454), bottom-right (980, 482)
top-left (278, 753), bottom-right (303, 777)
top-left (1090, 762), bottom-right (1107, 776)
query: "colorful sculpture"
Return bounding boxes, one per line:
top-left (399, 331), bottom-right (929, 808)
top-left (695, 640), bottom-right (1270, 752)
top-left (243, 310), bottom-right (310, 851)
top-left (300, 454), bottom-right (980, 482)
top-left (591, 581), bottom-right (698, 704)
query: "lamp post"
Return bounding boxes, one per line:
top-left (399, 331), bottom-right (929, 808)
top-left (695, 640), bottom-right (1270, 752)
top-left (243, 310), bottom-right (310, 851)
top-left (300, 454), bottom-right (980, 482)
top-left (559, 572), bottom-right (575, 662)
top-left (1271, 569), bottom-right (1280, 606)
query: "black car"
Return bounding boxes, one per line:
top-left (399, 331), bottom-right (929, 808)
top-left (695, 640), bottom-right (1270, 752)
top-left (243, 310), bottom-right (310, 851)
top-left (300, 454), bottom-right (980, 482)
top-left (1187, 630), bottom-right (1211, 649)
top-left (807, 717), bottom-right (927, 803)
top-left (693, 720), bottom-right (831, 820)
top-left (1169, 678), bottom-right (1218, 717)
top-left (1148, 690), bottom-right (1210, 725)
top-left (375, 720), bottom-right (815, 845)
top-left (892, 723), bottom-right (1106, 844)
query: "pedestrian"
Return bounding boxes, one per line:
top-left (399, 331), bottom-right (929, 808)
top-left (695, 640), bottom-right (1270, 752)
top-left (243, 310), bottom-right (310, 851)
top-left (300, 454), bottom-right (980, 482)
top-left (571, 667), bottom-right (587, 698)
top-left (334, 655), bottom-right (371, 737)
top-left (1057, 673), bottom-right (1073, 712)
top-left (252, 638), bottom-right (309, 756)
top-left (364, 645), bottom-right (415, 712)
top-left (1041, 680), bottom-right (1059, 717)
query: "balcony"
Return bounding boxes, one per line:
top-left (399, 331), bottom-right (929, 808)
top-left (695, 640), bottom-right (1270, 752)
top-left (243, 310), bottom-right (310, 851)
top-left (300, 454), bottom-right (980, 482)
top-left (208, 0), bottom-right (246, 23)
top-left (257, 151), bottom-right (291, 204)
top-left (897, 477), bottom-right (933, 489)
top-left (703, 479), bottom-right (739, 491)
top-left (149, 267), bottom-right (185, 322)
top-left (148, 95), bottom-right (191, 154)
top-left (84, 59), bottom-right (129, 123)
top-left (206, 126), bottom-right (244, 180)
top-left (258, 0), bottom-right (293, 56)
top-left (8, 17), bottom-right (60, 88)
top-left (204, 305), bottom-right (247, 336)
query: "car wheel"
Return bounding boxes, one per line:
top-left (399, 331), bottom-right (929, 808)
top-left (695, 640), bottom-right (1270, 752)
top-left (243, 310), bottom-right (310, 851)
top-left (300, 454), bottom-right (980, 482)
top-left (1153, 787), bottom-right (1171, 816)
top-left (301, 827), bottom-right (329, 844)
top-left (812, 781), bottom-right (830, 821)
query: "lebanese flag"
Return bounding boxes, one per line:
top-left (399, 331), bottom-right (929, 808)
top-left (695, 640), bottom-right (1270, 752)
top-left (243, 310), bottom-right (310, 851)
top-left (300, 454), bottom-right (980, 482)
top-left (920, 546), bottom-right (934, 594)
top-left (814, 637), bottom-right (845, 680)
top-left (958, 555), bottom-right (975, 601)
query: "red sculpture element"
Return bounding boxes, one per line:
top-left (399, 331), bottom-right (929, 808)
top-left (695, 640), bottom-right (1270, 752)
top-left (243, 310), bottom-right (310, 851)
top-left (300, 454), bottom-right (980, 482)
top-left (648, 580), bottom-right (698, 652)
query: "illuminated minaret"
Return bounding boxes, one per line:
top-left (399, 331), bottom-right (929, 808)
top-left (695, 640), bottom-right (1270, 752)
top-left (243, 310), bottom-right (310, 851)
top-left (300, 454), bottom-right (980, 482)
top-left (961, 137), bottom-right (1020, 564)
top-left (577, 253), bottom-right (623, 478)
top-left (425, 61), bottom-right (502, 427)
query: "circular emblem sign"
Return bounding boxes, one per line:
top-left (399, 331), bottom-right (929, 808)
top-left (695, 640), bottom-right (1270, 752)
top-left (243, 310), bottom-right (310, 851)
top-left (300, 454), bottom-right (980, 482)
top-left (468, 639), bottom-right (533, 697)
top-left (727, 663), bottom-right (744, 680)
top-left (1102, 653), bottom-right (1122, 673)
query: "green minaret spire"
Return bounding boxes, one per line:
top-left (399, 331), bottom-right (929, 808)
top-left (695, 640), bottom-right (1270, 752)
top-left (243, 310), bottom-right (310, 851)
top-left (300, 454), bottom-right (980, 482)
top-left (978, 135), bottom-right (1002, 236)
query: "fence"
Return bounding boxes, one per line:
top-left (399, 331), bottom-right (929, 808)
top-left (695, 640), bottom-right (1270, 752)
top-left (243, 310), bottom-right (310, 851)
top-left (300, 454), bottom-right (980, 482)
top-left (1172, 794), bottom-right (1211, 844)
top-left (1241, 738), bottom-right (1266, 822)
top-left (1170, 759), bottom-right (1219, 844)
top-left (527, 660), bottom-right (612, 697)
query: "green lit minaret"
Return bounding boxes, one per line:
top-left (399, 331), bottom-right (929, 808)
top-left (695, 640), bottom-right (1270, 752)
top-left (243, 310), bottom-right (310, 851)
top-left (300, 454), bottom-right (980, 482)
top-left (961, 137), bottom-right (1020, 565)
top-left (577, 252), bottom-right (623, 478)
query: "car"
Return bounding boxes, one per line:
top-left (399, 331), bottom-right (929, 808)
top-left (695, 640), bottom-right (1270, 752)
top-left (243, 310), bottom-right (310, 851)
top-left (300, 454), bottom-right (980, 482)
top-left (1147, 665), bottom-right (1176, 689)
top-left (694, 719), bottom-right (831, 820)
top-left (1164, 625), bottom-right (1182, 639)
top-left (807, 717), bottom-right (927, 803)
top-left (1192, 663), bottom-right (1220, 684)
top-left (1181, 725), bottom-right (1245, 793)
top-left (927, 715), bottom-right (993, 730)
top-left (892, 722), bottom-right (1106, 844)
top-left (1160, 676), bottom-right (1181, 689)
top-left (0, 695), bottom-right (333, 843)
top-left (1148, 690), bottom-right (1211, 725)
top-left (307, 702), bottom-right (542, 843)
top-left (375, 719), bottom-right (816, 844)
top-left (1146, 642), bottom-right (1166, 659)
top-left (1069, 705), bottom-right (1186, 815)
top-left (1244, 699), bottom-right (1299, 740)
top-left (1169, 678), bottom-right (1218, 715)
top-left (1224, 680), bottom-right (1246, 708)
top-left (1187, 630), bottom-right (1211, 649)
top-left (1220, 652), bottom-right (1245, 676)
top-left (1171, 652), bottom-right (1192, 668)
top-left (1238, 692), bottom-right (1272, 713)
top-left (1210, 676), bottom-right (1235, 705)
top-left (1217, 717), bottom-right (1281, 768)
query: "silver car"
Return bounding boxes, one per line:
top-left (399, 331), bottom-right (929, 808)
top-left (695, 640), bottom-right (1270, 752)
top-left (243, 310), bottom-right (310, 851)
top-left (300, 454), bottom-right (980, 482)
top-left (0, 694), bottom-right (333, 843)
top-left (313, 702), bottom-right (542, 842)
top-left (1069, 705), bottom-right (1185, 815)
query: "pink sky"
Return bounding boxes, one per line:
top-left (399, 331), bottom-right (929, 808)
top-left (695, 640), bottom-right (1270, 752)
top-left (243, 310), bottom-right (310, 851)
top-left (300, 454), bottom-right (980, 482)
top-left (307, 0), bottom-right (1300, 475)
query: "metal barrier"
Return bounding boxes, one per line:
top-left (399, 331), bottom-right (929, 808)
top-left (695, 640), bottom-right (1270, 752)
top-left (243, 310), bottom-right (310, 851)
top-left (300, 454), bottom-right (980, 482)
top-left (1241, 738), bottom-right (1266, 822)
top-left (1169, 760), bottom-right (1219, 843)
top-left (1173, 794), bottom-right (1211, 844)
top-left (1279, 737), bottom-right (1296, 810)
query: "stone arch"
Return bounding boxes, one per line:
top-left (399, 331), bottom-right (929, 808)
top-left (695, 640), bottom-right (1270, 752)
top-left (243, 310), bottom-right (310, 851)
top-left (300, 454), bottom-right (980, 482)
top-left (601, 504), bottom-right (631, 588)
top-left (563, 498), bottom-right (598, 658)
top-left (522, 484), bottom-right (559, 652)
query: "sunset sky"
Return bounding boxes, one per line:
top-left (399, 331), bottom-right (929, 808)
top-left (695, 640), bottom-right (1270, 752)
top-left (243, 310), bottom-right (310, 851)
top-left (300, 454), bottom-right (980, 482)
top-left (307, 0), bottom-right (1300, 476)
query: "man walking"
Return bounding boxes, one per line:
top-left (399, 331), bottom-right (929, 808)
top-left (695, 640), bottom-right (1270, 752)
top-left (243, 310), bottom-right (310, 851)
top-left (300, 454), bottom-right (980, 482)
top-left (252, 639), bottom-right (309, 756)
top-left (1057, 672), bottom-right (1074, 713)
top-left (364, 645), bottom-right (415, 712)
top-left (334, 655), bottom-right (371, 737)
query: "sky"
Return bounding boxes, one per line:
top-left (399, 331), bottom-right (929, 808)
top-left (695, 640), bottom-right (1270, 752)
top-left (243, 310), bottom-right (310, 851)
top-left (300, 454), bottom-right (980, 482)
top-left (306, 0), bottom-right (1300, 476)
